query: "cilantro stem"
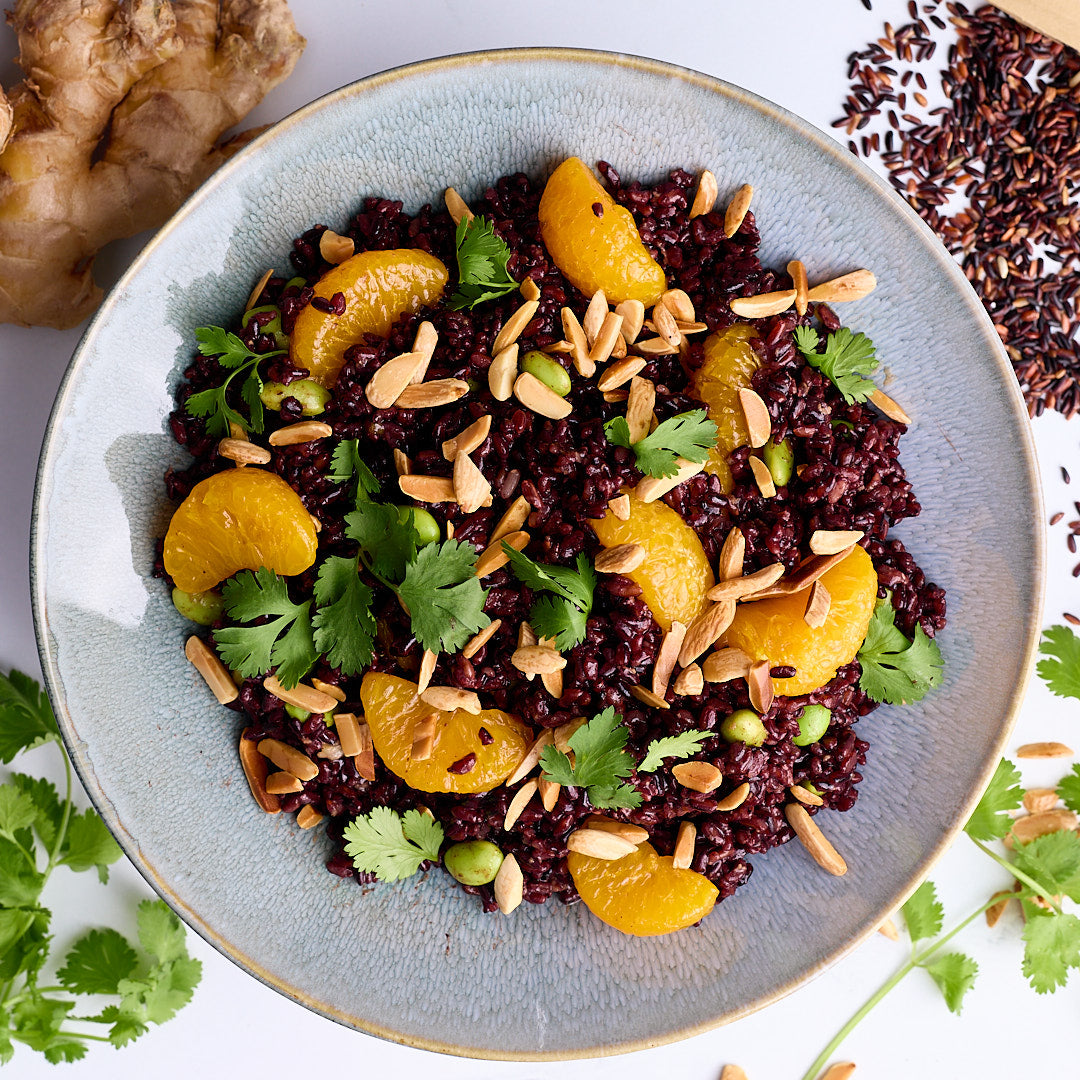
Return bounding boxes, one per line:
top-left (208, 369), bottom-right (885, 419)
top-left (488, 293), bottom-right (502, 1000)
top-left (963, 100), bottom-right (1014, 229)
top-left (44, 746), bottom-right (72, 881)
top-left (968, 836), bottom-right (1061, 911)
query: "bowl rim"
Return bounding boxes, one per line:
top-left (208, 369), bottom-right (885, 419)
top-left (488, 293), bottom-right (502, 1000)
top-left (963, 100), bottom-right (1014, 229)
top-left (31, 45), bottom-right (1045, 1060)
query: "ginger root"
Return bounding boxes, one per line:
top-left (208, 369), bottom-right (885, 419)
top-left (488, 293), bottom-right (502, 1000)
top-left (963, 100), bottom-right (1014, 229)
top-left (0, 0), bottom-right (304, 329)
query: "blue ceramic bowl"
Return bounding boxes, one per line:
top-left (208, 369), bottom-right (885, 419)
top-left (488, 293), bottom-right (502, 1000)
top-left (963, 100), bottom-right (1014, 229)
top-left (32, 49), bottom-right (1043, 1059)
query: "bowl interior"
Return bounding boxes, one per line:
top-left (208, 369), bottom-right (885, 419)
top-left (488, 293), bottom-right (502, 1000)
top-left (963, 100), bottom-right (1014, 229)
top-left (32, 49), bottom-right (1042, 1059)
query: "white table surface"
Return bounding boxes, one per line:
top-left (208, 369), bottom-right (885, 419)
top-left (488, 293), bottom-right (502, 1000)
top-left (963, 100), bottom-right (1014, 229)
top-left (2, 0), bottom-right (1078, 1075)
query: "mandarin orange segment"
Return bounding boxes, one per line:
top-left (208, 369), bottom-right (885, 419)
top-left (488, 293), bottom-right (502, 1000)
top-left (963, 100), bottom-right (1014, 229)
top-left (360, 672), bottom-right (533, 794)
top-left (590, 495), bottom-right (714, 632)
top-left (163, 468), bottom-right (318, 594)
top-left (720, 545), bottom-right (878, 696)
top-left (291, 249), bottom-right (448, 386)
top-left (691, 323), bottom-right (761, 492)
top-left (538, 157), bottom-right (667, 306)
top-left (568, 841), bottom-right (718, 936)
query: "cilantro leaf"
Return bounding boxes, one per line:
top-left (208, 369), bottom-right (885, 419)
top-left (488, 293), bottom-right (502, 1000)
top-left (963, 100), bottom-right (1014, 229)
top-left (397, 540), bottom-right (490, 654)
top-left (923, 951), bottom-right (979, 1013)
top-left (10, 773), bottom-right (62, 849)
top-left (194, 325), bottom-right (254, 366)
top-left (1012, 830), bottom-right (1080, 904)
top-left (0, 669), bottom-right (60, 763)
top-left (328, 438), bottom-right (380, 500)
top-left (0, 784), bottom-right (38, 840)
top-left (0, 834), bottom-right (44, 907)
top-left (312, 556), bottom-right (376, 676)
top-left (902, 880), bottom-right (945, 944)
top-left (215, 568), bottom-right (317, 689)
top-left (342, 806), bottom-right (444, 882)
top-left (137, 898), bottom-right (188, 965)
top-left (447, 215), bottom-right (519, 310)
top-left (540, 707), bottom-right (642, 809)
top-left (637, 730), bottom-right (714, 773)
top-left (59, 808), bottom-right (123, 881)
top-left (604, 409), bottom-right (719, 479)
top-left (857, 594), bottom-right (944, 704)
top-left (1037, 625), bottom-right (1080, 701)
top-left (57, 929), bottom-right (139, 996)
top-left (1058, 764), bottom-right (1080, 814)
top-left (346, 501), bottom-right (420, 583)
top-left (794, 325), bottom-right (879, 404)
top-left (502, 546), bottom-right (595, 650)
top-left (1022, 910), bottom-right (1080, 993)
top-left (964, 758), bottom-right (1023, 841)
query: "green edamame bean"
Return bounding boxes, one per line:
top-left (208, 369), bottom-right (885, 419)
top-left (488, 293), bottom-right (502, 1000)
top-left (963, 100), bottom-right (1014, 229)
top-left (171, 587), bottom-right (224, 626)
top-left (762, 437), bottom-right (794, 488)
top-left (521, 350), bottom-right (572, 397)
top-left (793, 704), bottom-right (831, 747)
top-left (242, 304), bottom-right (283, 336)
top-left (802, 781), bottom-right (822, 796)
top-left (398, 506), bottom-right (441, 546)
top-left (285, 276), bottom-right (307, 290)
top-left (284, 703), bottom-right (310, 722)
top-left (260, 379), bottom-right (331, 416)
top-left (443, 840), bottom-right (504, 886)
top-left (720, 708), bottom-right (767, 747)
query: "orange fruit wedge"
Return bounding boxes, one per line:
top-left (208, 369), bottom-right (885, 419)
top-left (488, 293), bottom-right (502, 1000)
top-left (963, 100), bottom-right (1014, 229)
top-left (538, 157), bottom-right (667, 305)
top-left (720, 545), bottom-right (878, 696)
top-left (360, 672), bottom-right (533, 794)
top-left (164, 468), bottom-right (318, 593)
top-left (568, 841), bottom-right (719, 936)
top-left (290, 249), bottom-right (448, 386)
top-left (591, 495), bottom-right (714, 631)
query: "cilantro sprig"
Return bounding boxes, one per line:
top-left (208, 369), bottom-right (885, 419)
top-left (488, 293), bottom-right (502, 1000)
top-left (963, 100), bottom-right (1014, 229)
top-left (447, 215), bottom-right (519, 310)
top-left (1036, 624), bottom-right (1080, 701)
top-left (328, 438), bottom-right (380, 503)
top-left (637, 730), bottom-right (713, 773)
top-left (342, 806), bottom-right (444, 882)
top-left (539, 707), bottom-right (641, 809)
top-left (0, 670), bottom-right (200, 1064)
top-left (183, 325), bottom-right (285, 437)
top-left (501, 545), bottom-right (595, 650)
top-left (604, 409), bottom-right (718, 479)
top-left (856, 592), bottom-right (944, 705)
top-left (794, 325), bottom-right (878, 404)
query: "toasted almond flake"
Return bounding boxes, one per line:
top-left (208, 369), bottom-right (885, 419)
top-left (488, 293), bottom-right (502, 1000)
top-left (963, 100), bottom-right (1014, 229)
top-left (487, 496), bottom-right (530, 545)
top-left (511, 645), bottom-right (566, 675)
top-left (636, 458), bottom-right (704, 504)
top-left (1023, 788), bottom-right (1060, 814)
top-left (416, 649), bottom-right (438, 695)
top-left (730, 289), bottom-right (797, 318)
top-left (488, 343), bottom-right (519, 401)
top-left (1016, 741), bottom-right (1074, 759)
top-left (269, 420), bottom-right (333, 446)
top-left (444, 186), bottom-right (473, 225)
top-left (810, 529), bottom-right (865, 555)
top-left (494, 852), bottom-right (524, 914)
top-left (353, 723), bottom-right (375, 780)
top-left (566, 828), bottom-right (638, 860)
top-left (228, 421), bottom-right (249, 442)
top-left (398, 474), bottom-right (457, 503)
top-left (185, 636), bottom-right (240, 703)
top-left (660, 288), bottom-right (695, 323)
top-left (785, 803), bottom-right (847, 876)
top-left (588, 311), bottom-right (625, 365)
top-left (597, 355), bottom-right (647, 392)
top-left (257, 737), bottom-right (319, 782)
top-left (690, 170), bottom-right (718, 219)
top-left (633, 336), bottom-right (679, 356)
top-left (410, 320), bottom-right (439, 382)
top-left (820, 1065), bottom-right (856, 1080)
top-left (652, 621), bottom-right (688, 697)
top-left (703, 647), bottom-right (753, 683)
top-left (246, 268), bottom-right (275, 312)
top-left (410, 713), bottom-right (438, 761)
top-left (540, 664), bottom-right (565, 698)
top-left (581, 817), bottom-right (647, 845)
top-left (492, 299), bottom-right (539, 355)
top-left (475, 529), bottom-right (529, 578)
top-left (1006, 809), bottom-right (1078, 847)
top-left (679, 601), bottom-right (736, 666)
top-left (707, 562), bottom-right (785, 602)
top-left (717, 528), bottom-right (746, 583)
top-left (317, 743), bottom-right (343, 761)
top-left (603, 389), bottom-right (629, 403)
top-left (445, 521), bottom-right (455, 539)
top-left (393, 449), bottom-right (412, 476)
top-left (790, 783), bottom-right (824, 807)
top-left (672, 761), bottom-right (723, 793)
top-left (737, 387), bottom-right (771, 449)
top-left (672, 663), bottom-right (704, 698)
top-left (520, 277), bottom-right (540, 301)
top-left (518, 623), bottom-right (539, 651)
top-left (218, 437), bottom-right (271, 465)
top-left (503, 778), bottom-right (539, 830)
top-left (610, 332), bottom-right (627, 359)
top-left (514, 371), bottom-right (573, 419)
top-left (614, 298), bottom-right (646, 343)
top-left (652, 302), bottom-right (682, 349)
top-left (462, 619), bottom-right (502, 660)
top-left (554, 716), bottom-right (588, 753)
top-left (747, 659), bottom-right (774, 713)
top-left (265, 771), bottom-right (304, 795)
top-left (671, 820), bottom-right (696, 869)
top-left (745, 547), bottom-right (856, 601)
top-left (311, 678), bottom-right (346, 702)
top-left (365, 351), bottom-right (425, 408)
top-left (319, 229), bottom-right (355, 264)
top-left (421, 686), bottom-right (482, 714)
top-left (442, 414), bottom-right (492, 460)
top-left (868, 387), bottom-right (911, 425)
top-left (676, 320), bottom-right (709, 334)
top-left (985, 889), bottom-right (1014, 928)
top-left (876, 916), bottom-right (899, 940)
top-left (608, 493), bottom-right (631, 521)
top-left (625, 375), bottom-right (656, 444)
top-left (583, 289), bottom-right (608, 344)
top-left (560, 306), bottom-right (594, 377)
top-left (788, 259), bottom-right (809, 316)
top-left (296, 805), bottom-right (324, 829)
top-left (748, 455), bottom-right (776, 497)
top-left (724, 183), bottom-right (754, 237)
top-left (505, 729), bottom-right (555, 786)
top-left (453, 451), bottom-right (491, 514)
top-left (538, 777), bottom-right (561, 811)
top-left (263, 675), bottom-right (339, 715)
top-left (334, 712), bottom-right (363, 757)
top-left (594, 543), bottom-right (646, 575)
top-left (630, 684), bottom-right (670, 710)
top-left (807, 268), bottom-right (877, 303)
top-left (804, 580), bottom-right (832, 629)
top-left (239, 730), bottom-right (280, 813)
top-left (394, 378), bottom-right (470, 409)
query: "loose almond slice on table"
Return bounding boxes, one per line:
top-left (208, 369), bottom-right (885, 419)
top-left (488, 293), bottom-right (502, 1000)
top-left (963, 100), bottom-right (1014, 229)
top-left (1023, 788), bottom-right (1060, 813)
top-left (1016, 741), bottom-right (1074, 759)
top-left (869, 388), bottom-right (911, 425)
top-left (296, 805), bottom-right (324, 830)
top-left (1006, 808), bottom-right (1078, 847)
top-left (185, 636), bottom-right (239, 704)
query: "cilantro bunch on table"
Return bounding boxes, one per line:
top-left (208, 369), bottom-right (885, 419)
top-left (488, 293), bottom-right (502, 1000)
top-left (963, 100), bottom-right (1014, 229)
top-left (0, 670), bottom-right (200, 1064)
top-left (604, 409), bottom-right (718, 479)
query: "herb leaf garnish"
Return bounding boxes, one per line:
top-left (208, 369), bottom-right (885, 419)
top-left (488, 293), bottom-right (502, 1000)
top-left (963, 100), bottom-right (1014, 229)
top-left (311, 556), bottom-right (376, 676)
top-left (328, 437), bottom-right (381, 501)
top-left (1058, 764), bottom-right (1080, 814)
top-left (637, 730), bottom-right (713, 773)
top-left (794, 325), bottom-right (878, 404)
top-left (1036, 624), bottom-right (1080, 701)
top-left (501, 545), bottom-right (595, 650)
top-left (447, 215), bottom-right (519, 310)
top-left (342, 806), bottom-right (444, 882)
top-left (397, 540), bottom-right (490, 654)
top-left (902, 880), bottom-right (945, 944)
top-left (540, 707), bottom-right (641, 809)
top-left (963, 758), bottom-right (1023, 842)
top-left (856, 592), bottom-right (943, 705)
top-left (605, 409), bottom-right (718, 479)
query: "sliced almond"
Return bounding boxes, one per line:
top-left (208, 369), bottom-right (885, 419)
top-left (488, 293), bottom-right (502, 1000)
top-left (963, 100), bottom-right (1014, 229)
top-left (566, 828), bottom-right (638, 860)
top-left (703, 647), bottom-right (753, 683)
top-left (490, 495), bottom-right (531, 543)
top-left (707, 562), bottom-right (785, 602)
top-left (652, 621), bottom-right (688, 697)
top-left (651, 303), bottom-right (682, 349)
top-left (492, 299), bottom-right (539, 355)
top-left (246, 268), bottom-right (275, 312)
top-left (269, 420), bottom-right (334, 447)
top-left (410, 320), bottom-right (439, 383)
top-left (511, 645), bottom-right (566, 675)
top-left (518, 622), bottom-right (539, 651)
top-left (332, 712), bottom-right (362, 757)
top-left (475, 529), bottom-right (529, 577)
top-left (804, 580), bottom-right (832, 629)
top-left (365, 351), bottom-right (425, 408)
top-left (416, 648), bottom-right (438, 695)
top-left (442, 414), bottom-right (492, 460)
top-left (1016, 741), bottom-right (1074, 759)
top-left (585, 816), bottom-right (649, 843)
top-left (745, 547), bottom-right (856, 600)
top-left (718, 527), bottom-right (745, 581)
top-left (317, 743), bottom-right (343, 761)
top-left (672, 761), bottom-right (723, 793)
top-left (610, 332), bottom-right (627, 359)
top-left (265, 771), bottom-right (304, 795)
top-left (807, 268), bottom-right (877, 303)
top-left (353, 723), bottom-right (376, 781)
top-left (239, 729), bottom-right (280, 813)
top-left (636, 458), bottom-right (703, 503)
top-left (690, 169), bottom-right (718, 219)
top-left (676, 320), bottom-right (708, 334)
top-left (538, 777), bottom-right (561, 811)
top-left (810, 529), bottom-right (865, 555)
top-left (633, 336), bottom-right (679, 356)
top-left (520, 277), bottom-right (540, 302)
top-left (185, 636), bottom-right (240, 704)
top-left (985, 889), bottom-right (1015, 928)
top-left (488, 343), bottom-right (519, 401)
top-left (821, 1065), bottom-right (856, 1080)
top-left (626, 376), bottom-right (656, 444)
top-left (398, 474), bottom-right (457, 503)
top-left (257, 738), bottom-right (319, 782)
top-left (747, 660), bottom-right (774, 713)
top-left (319, 229), bottom-right (355, 264)
top-left (410, 713), bottom-right (438, 761)
top-left (1023, 788), bottom-right (1060, 814)
top-left (680, 601), bottom-right (736, 666)
top-left (788, 259), bottom-right (809, 316)
top-left (660, 288), bottom-right (695, 323)
top-left (672, 663), bottom-right (704, 697)
top-left (594, 543), bottom-right (646, 574)
top-left (394, 378), bottom-right (470, 409)
top-left (296, 805), bottom-right (324, 829)
top-left (1006, 808), bottom-right (1078, 847)
top-left (453, 451), bottom-right (491, 514)
top-left (748, 455), bottom-right (776, 497)
top-left (716, 781), bottom-right (751, 812)
top-left (672, 820), bottom-right (696, 869)
top-left (730, 289), bottom-right (797, 318)
top-left (583, 289), bottom-right (608, 345)
top-left (311, 678), bottom-right (346, 702)
top-left (608, 493), bottom-right (631, 521)
top-left (785, 802), bottom-right (847, 876)
top-left (421, 686), bottom-right (482, 714)
top-left (589, 311), bottom-right (625, 365)
top-left (393, 449), bottom-right (412, 476)
top-left (462, 619), bottom-right (502, 660)
top-left (597, 355), bottom-right (647, 392)
top-left (603, 389), bottom-right (629, 403)
top-left (228, 421), bottom-right (249, 442)
top-left (724, 183), bottom-right (753, 237)
top-left (615, 299), bottom-right (646, 343)
top-left (561, 306), bottom-right (594, 377)
top-left (514, 372), bottom-right (573, 419)
top-left (868, 387), bottom-right (912, 425)
top-left (790, 783), bottom-right (824, 807)
top-left (503, 778), bottom-right (539, 830)
top-left (505, 729), bottom-right (555, 786)
top-left (630, 684), bottom-right (670, 710)
top-left (737, 388), bottom-right (771, 449)
top-left (444, 186), bottom-right (473, 225)
top-left (218, 437), bottom-right (271, 466)
top-left (263, 675), bottom-right (338, 714)
top-left (877, 916), bottom-right (899, 940)
top-left (493, 852), bottom-right (524, 914)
